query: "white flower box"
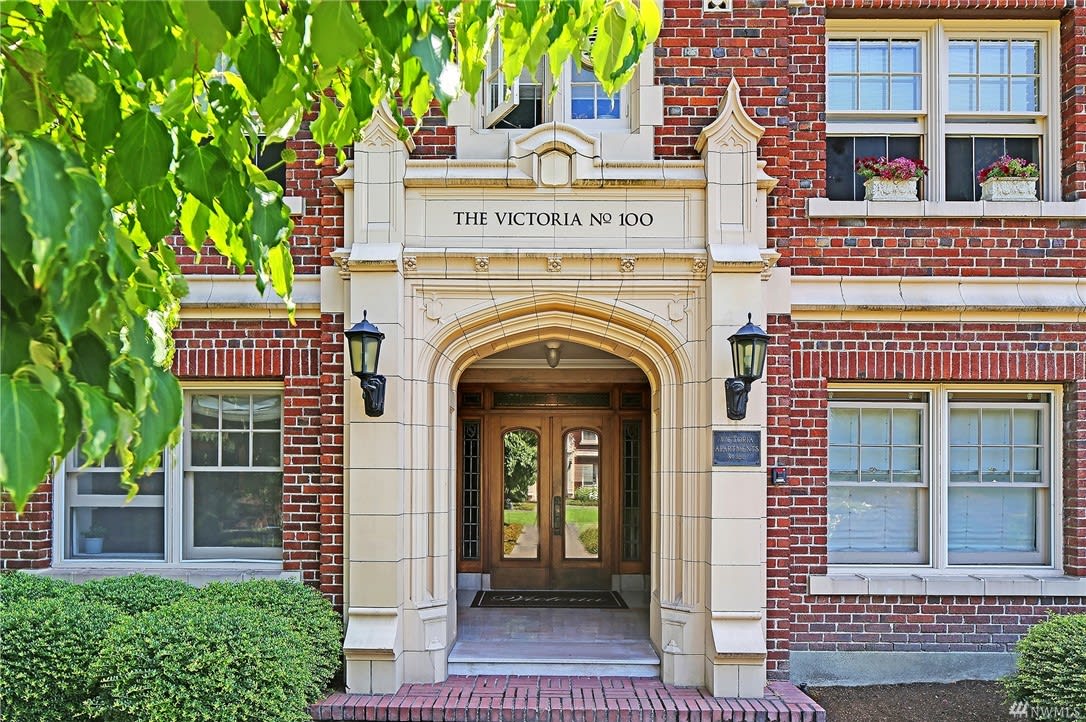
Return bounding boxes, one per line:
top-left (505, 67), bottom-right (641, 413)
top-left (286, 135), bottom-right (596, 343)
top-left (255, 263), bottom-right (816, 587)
top-left (980, 177), bottom-right (1038, 202)
top-left (863, 177), bottom-right (919, 201)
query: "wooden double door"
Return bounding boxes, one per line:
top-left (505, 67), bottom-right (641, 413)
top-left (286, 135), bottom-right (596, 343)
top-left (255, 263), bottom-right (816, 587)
top-left (457, 383), bottom-right (650, 591)
top-left (488, 412), bottom-right (614, 589)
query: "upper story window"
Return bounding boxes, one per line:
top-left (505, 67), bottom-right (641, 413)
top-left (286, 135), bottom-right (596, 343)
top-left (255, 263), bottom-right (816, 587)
top-left (481, 40), bottom-right (627, 131)
top-left (827, 387), bottom-right (1057, 569)
top-left (825, 20), bottom-right (1058, 202)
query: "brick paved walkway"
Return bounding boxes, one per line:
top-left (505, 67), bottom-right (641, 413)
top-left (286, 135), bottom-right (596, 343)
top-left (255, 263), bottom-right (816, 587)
top-left (311, 677), bottom-right (825, 722)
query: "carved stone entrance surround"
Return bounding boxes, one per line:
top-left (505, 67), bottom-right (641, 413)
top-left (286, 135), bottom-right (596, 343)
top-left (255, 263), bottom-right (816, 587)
top-left (328, 79), bottom-right (782, 697)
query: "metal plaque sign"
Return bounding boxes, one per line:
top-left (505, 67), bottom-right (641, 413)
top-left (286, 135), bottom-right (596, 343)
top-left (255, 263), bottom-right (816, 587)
top-left (712, 430), bottom-right (761, 467)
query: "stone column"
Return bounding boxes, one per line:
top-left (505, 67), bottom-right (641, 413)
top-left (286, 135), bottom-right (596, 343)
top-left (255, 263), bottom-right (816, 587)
top-left (337, 107), bottom-right (413, 694)
top-left (695, 79), bottom-right (780, 697)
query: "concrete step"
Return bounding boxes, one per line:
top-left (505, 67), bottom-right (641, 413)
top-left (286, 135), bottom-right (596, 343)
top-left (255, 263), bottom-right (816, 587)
top-left (447, 640), bottom-right (660, 677)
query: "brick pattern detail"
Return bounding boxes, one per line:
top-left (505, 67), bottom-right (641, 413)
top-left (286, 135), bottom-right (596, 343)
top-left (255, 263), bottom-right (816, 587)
top-left (173, 319), bottom-right (325, 587)
top-left (311, 678), bottom-right (825, 722)
top-left (319, 313), bottom-right (346, 610)
top-left (1, 481), bottom-right (53, 570)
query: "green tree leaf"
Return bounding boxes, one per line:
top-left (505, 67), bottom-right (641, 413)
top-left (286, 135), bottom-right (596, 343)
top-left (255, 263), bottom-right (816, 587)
top-left (311, 0), bottom-right (366, 68)
top-left (183, 1), bottom-right (229, 56)
top-left (1, 67), bottom-right (44, 133)
top-left (176, 144), bottom-right (228, 209)
top-left (6, 137), bottom-right (75, 283)
top-left (130, 368), bottom-right (182, 474)
top-left (238, 33), bottom-right (280, 101)
top-left (0, 375), bottom-right (63, 512)
top-left (114, 110), bottom-right (173, 194)
top-left (208, 0), bottom-right (244, 34)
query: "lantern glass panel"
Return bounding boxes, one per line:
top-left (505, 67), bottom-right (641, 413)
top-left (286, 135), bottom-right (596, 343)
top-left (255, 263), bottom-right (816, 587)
top-left (362, 335), bottom-right (381, 375)
top-left (348, 334), bottom-right (365, 376)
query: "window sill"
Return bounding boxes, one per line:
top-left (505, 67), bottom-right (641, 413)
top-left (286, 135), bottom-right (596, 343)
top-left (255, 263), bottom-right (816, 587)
top-left (46, 562), bottom-right (294, 585)
top-left (809, 571), bottom-right (1086, 597)
top-left (807, 197), bottom-right (1086, 219)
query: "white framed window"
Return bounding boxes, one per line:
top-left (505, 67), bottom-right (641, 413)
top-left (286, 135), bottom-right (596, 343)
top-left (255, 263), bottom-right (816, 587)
top-left (827, 386), bottom-right (1058, 569)
top-left (480, 39), bottom-right (628, 131)
top-left (825, 19), bottom-right (1059, 202)
top-left (57, 386), bottom-right (284, 565)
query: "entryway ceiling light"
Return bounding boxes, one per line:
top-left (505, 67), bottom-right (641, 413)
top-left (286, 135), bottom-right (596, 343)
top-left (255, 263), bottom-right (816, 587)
top-left (545, 341), bottom-right (562, 368)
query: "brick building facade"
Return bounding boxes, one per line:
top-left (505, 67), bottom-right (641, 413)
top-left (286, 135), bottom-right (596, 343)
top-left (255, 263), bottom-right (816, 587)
top-left (2, 0), bottom-right (1084, 698)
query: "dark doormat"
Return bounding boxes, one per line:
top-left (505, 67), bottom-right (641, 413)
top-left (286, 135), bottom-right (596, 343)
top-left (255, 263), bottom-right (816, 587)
top-left (471, 590), bottom-right (628, 609)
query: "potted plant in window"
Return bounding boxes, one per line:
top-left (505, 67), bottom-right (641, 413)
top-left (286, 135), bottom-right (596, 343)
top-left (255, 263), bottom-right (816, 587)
top-left (978, 155), bottom-right (1039, 201)
top-left (855, 156), bottom-right (927, 201)
top-left (82, 523), bottom-right (107, 554)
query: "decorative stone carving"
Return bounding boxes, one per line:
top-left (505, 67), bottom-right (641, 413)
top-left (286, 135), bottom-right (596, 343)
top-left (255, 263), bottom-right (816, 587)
top-left (423, 296), bottom-right (444, 321)
top-left (474, 256), bottom-right (490, 272)
top-left (980, 177), bottom-right (1038, 202)
top-left (668, 298), bottom-right (687, 322)
top-left (620, 256), bottom-right (637, 273)
top-left (863, 177), bottom-right (918, 202)
top-left (403, 255), bottom-right (418, 272)
top-left (692, 258), bottom-right (708, 275)
top-left (547, 256), bottom-right (563, 273)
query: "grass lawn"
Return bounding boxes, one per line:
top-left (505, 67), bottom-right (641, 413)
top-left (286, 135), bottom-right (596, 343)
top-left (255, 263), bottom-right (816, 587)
top-left (503, 504), bottom-right (598, 526)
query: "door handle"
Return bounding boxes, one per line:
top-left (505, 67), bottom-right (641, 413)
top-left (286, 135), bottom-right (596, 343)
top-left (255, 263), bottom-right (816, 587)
top-left (552, 496), bottom-right (562, 536)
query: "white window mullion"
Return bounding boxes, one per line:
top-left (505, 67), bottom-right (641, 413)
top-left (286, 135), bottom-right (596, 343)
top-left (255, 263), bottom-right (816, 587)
top-left (929, 24), bottom-right (947, 202)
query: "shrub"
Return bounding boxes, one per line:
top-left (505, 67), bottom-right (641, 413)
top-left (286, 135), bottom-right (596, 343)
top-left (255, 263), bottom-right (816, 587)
top-left (0, 594), bottom-right (124, 722)
top-left (578, 526), bottom-right (600, 555)
top-left (79, 573), bottom-right (191, 615)
top-left (573, 485), bottom-right (598, 503)
top-left (1002, 612), bottom-right (1086, 720)
top-left (190, 579), bottom-right (342, 700)
top-left (0, 570), bottom-right (75, 605)
top-left (91, 599), bottom-right (312, 722)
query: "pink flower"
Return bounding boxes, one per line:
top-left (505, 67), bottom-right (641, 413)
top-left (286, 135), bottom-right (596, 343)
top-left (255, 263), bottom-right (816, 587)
top-left (977, 155), bottom-right (1039, 183)
top-left (855, 156), bottom-right (928, 181)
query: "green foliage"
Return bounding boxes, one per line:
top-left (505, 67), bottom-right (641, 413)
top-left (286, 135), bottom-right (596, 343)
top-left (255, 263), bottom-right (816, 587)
top-left (578, 525), bottom-right (600, 555)
top-left (190, 579), bottom-right (343, 700)
top-left (0, 594), bottom-right (124, 722)
top-left (573, 484), bottom-right (599, 503)
top-left (79, 573), bottom-right (191, 615)
top-left (1002, 613), bottom-right (1086, 720)
top-left (91, 598), bottom-right (312, 722)
top-left (503, 429), bottom-right (539, 503)
top-left (0, 570), bottom-right (75, 605)
top-left (0, 1), bottom-right (659, 513)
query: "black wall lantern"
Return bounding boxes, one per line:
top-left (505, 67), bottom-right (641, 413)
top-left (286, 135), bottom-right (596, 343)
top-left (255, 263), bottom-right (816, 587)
top-left (345, 310), bottom-right (386, 417)
top-left (725, 313), bottom-right (770, 421)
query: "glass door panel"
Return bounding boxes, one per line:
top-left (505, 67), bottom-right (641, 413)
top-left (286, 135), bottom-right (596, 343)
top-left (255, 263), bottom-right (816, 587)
top-left (562, 429), bottom-right (600, 560)
top-left (501, 429), bottom-right (540, 560)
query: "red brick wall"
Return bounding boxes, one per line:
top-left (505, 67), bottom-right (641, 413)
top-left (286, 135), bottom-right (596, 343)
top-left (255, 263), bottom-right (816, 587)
top-left (173, 318), bottom-right (327, 589)
top-left (1061, 7), bottom-right (1086, 201)
top-left (763, 319), bottom-right (1086, 678)
top-left (0, 481), bottom-right (53, 570)
top-left (319, 312), bottom-right (346, 609)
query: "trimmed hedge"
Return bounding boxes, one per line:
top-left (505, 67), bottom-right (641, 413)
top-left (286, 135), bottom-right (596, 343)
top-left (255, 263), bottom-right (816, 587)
top-left (79, 573), bottom-right (191, 615)
top-left (91, 599), bottom-right (312, 722)
top-left (0, 570), bottom-right (75, 605)
top-left (190, 579), bottom-right (343, 700)
top-left (1003, 612), bottom-right (1086, 721)
top-left (0, 594), bottom-right (124, 722)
